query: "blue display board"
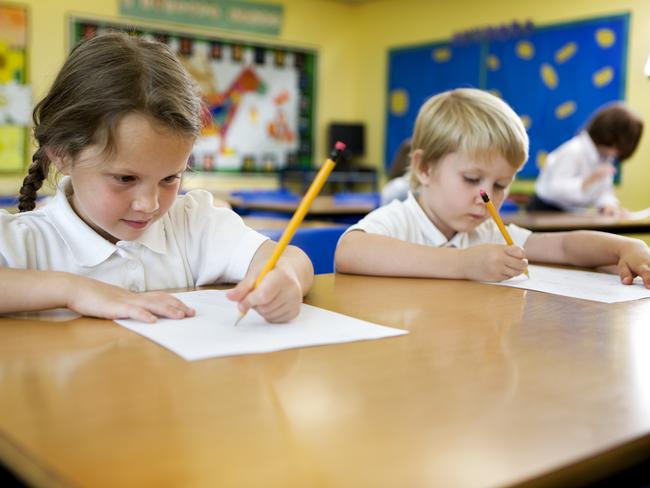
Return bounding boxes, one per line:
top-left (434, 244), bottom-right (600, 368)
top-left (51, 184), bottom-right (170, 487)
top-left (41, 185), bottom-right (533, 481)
top-left (386, 14), bottom-right (629, 180)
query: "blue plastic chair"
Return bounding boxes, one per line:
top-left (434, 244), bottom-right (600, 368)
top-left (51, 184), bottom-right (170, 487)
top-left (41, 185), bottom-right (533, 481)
top-left (259, 225), bottom-right (349, 274)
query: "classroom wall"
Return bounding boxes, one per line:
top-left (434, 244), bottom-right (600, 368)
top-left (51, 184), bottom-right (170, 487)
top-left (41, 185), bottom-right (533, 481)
top-left (3, 0), bottom-right (361, 193)
top-left (353, 0), bottom-right (650, 209)
top-left (6, 0), bottom-right (650, 209)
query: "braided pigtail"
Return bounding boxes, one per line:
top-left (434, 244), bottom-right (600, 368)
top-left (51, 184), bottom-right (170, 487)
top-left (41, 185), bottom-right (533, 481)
top-left (18, 150), bottom-right (49, 212)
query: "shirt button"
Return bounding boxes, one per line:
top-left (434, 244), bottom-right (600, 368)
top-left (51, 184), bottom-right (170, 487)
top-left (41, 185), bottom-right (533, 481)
top-left (129, 284), bottom-right (140, 292)
top-left (127, 260), bottom-right (138, 270)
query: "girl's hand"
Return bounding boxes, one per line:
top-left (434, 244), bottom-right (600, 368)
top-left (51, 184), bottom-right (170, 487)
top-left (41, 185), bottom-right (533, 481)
top-left (461, 244), bottom-right (528, 282)
top-left (617, 240), bottom-right (650, 288)
top-left (227, 266), bottom-right (303, 323)
top-left (66, 276), bottom-right (195, 323)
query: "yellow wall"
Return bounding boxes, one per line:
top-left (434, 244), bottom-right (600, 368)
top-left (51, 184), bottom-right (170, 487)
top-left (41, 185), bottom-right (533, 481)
top-left (7, 0), bottom-right (650, 209)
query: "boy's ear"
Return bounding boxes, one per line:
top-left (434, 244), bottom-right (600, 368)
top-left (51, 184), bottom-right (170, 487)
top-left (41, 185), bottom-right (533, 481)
top-left (411, 149), bottom-right (431, 185)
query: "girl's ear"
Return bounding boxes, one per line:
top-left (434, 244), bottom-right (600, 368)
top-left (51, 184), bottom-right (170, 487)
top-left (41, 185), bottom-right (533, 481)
top-left (411, 149), bottom-right (431, 186)
top-left (47, 148), bottom-right (71, 175)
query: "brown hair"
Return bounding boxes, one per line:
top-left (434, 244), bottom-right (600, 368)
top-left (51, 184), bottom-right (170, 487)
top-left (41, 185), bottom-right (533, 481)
top-left (409, 88), bottom-right (529, 190)
top-left (18, 32), bottom-right (201, 212)
top-left (586, 102), bottom-right (643, 161)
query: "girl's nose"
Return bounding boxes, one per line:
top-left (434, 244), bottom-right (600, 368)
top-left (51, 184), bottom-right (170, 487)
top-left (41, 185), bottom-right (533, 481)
top-left (132, 188), bottom-right (160, 213)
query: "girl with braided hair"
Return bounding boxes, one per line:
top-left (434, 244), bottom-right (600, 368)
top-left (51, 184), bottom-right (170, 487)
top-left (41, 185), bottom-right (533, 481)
top-left (0, 32), bottom-right (312, 323)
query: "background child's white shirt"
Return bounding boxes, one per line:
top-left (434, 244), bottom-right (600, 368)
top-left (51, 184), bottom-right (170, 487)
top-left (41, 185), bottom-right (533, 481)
top-left (380, 175), bottom-right (410, 205)
top-left (0, 182), bottom-right (268, 291)
top-left (534, 131), bottom-right (619, 210)
top-left (345, 192), bottom-right (531, 248)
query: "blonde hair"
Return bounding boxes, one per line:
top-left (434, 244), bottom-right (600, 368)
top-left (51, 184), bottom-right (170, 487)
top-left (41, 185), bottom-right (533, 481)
top-left (409, 88), bottom-right (528, 189)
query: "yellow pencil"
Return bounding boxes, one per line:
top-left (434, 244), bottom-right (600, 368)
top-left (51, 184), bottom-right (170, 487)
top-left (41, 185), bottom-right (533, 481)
top-left (480, 189), bottom-right (529, 278)
top-left (234, 141), bottom-right (347, 326)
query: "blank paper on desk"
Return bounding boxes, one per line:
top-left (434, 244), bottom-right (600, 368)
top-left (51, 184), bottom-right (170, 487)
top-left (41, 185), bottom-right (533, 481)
top-left (490, 264), bottom-right (650, 303)
top-left (115, 290), bottom-right (407, 361)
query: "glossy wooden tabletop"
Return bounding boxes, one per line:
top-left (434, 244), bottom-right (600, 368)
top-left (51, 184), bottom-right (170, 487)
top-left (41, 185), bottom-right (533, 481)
top-left (1, 274), bottom-right (650, 487)
top-left (504, 211), bottom-right (650, 233)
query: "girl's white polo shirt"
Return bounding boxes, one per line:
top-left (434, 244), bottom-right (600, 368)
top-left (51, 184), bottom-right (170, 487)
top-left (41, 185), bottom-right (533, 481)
top-left (0, 181), bottom-right (268, 292)
top-left (344, 192), bottom-right (531, 249)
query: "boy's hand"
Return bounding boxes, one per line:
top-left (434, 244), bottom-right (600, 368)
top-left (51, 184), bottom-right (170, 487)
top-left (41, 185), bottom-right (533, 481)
top-left (66, 276), bottom-right (195, 323)
top-left (227, 266), bottom-right (303, 323)
top-left (461, 244), bottom-right (528, 282)
top-left (617, 240), bottom-right (650, 288)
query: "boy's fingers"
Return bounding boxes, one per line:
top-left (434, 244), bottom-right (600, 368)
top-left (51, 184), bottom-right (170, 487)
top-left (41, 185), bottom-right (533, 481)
top-left (226, 279), bottom-right (254, 301)
top-left (619, 264), bottom-right (634, 285)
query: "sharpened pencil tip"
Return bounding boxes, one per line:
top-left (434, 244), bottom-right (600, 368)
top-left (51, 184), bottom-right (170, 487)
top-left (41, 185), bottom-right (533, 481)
top-left (233, 313), bottom-right (245, 327)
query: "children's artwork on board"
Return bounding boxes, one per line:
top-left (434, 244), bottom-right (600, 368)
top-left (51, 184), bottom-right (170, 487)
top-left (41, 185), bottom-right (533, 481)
top-left (71, 19), bottom-right (316, 174)
top-left (386, 14), bottom-right (629, 180)
top-left (0, 4), bottom-right (29, 172)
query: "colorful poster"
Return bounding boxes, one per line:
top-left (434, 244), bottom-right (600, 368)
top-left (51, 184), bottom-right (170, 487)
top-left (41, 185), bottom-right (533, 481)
top-left (0, 4), bottom-right (28, 172)
top-left (0, 125), bottom-right (25, 172)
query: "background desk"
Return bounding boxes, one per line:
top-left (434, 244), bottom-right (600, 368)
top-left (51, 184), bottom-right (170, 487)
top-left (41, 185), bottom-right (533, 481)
top-left (1, 275), bottom-right (650, 487)
top-left (505, 211), bottom-right (650, 234)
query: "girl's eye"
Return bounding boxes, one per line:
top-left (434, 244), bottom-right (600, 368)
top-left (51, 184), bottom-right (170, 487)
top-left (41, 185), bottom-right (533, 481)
top-left (162, 175), bottom-right (180, 184)
top-left (114, 175), bottom-right (135, 183)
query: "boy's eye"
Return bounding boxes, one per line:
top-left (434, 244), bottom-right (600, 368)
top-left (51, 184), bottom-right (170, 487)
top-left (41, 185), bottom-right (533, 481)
top-left (463, 176), bottom-right (480, 184)
top-left (494, 184), bottom-right (507, 191)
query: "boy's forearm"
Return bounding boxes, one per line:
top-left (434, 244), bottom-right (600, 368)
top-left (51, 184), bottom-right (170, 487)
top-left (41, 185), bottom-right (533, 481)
top-left (335, 231), bottom-right (465, 278)
top-left (561, 231), bottom-right (644, 267)
top-left (0, 268), bottom-right (79, 313)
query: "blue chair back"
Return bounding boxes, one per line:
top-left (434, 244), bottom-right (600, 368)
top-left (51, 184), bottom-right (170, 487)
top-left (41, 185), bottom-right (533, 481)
top-left (260, 225), bottom-right (348, 274)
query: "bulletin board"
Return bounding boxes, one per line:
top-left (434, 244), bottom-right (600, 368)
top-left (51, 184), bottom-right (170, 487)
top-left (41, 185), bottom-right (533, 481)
top-left (386, 14), bottom-right (629, 180)
top-left (71, 18), bottom-right (317, 173)
top-left (0, 4), bottom-right (30, 173)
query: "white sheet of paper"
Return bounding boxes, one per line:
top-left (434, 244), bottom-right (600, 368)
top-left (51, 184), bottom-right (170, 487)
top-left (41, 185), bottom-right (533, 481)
top-left (115, 290), bottom-right (407, 361)
top-left (626, 207), bottom-right (650, 220)
top-left (489, 264), bottom-right (650, 303)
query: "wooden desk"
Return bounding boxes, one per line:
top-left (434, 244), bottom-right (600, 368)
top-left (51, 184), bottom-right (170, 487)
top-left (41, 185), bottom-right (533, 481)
top-left (220, 192), bottom-right (376, 219)
top-left (1, 275), bottom-right (650, 487)
top-left (505, 211), bottom-right (650, 234)
top-left (242, 216), bottom-right (338, 231)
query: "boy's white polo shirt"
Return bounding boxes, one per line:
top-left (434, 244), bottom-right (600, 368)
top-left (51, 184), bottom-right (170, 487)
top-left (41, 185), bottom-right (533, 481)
top-left (345, 192), bottom-right (531, 248)
top-left (0, 180), bottom-right (268, 291)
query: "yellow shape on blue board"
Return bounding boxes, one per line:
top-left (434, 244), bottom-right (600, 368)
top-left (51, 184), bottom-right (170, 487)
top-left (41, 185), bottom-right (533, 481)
top-left (555, 42), bottom-right (577, 64)
top-left (555, 101), bottom-right (576, 120)
top-left (540, 63), bottom-right (558, 89)
top-left (595, 28), bottom-right (616, 48)
top-left (486, 55), bottom-right (500, 71)
top-left (520, 115), bottom-right (532, 130)
top-left (0, 125), bottom-right (24, 171)
top-left (592, 66), bottom-right (614, 87)
top-left (390, 89), bottom-right (409, 116)
top-left (432, 47), bottom-right (451, 63)
top-left (515, 41), bottom-right (534, 60)
top-left (536, 150), bottom-right (548, 169)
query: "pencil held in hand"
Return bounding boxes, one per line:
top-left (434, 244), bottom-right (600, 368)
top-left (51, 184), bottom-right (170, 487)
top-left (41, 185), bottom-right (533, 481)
top-left (234, 141), bottom-right (347, 326)
top-left (480, 189), bottom-right (529, 278)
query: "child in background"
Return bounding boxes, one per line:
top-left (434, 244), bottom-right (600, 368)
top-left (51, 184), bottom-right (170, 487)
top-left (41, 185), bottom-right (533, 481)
top-left (0, 33), bottom-right (313, 323)
top-left (335, 89), bottom-right (650, 286)
top-left (381, 138), bottom-right (411, 205)
top-left (529, 102), bottom-right (643, 216)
